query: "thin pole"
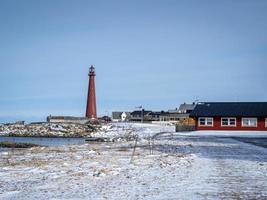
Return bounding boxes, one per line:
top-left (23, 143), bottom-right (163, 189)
top-left (141, 109), bottom-right (143, 123)
top-left (130, 137), bottom-right (138, 163)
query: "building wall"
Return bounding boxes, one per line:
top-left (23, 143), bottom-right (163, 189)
top-left (47, 116), bottom-right (90, 125)
top-left (195, 117), bottom-right (267, 131)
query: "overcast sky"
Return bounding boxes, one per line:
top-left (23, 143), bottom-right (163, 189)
top-left (0, 0), bottom-right (267, 122)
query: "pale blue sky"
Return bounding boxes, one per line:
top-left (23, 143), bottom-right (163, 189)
top-left (0, 0), bottom-right (267, 122)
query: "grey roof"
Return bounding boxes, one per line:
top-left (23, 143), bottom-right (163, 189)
top-left (168, 108), bottom-right (179, 113)
top-left (153, 111), bottom-right (169, 116)
top-left (190, 102), bottom-right (267, 117)
top-left (178, 103), bottom-right (196, 112)
top-left (168, 103), bottom-right (196, 113)
top-left (131, 110), bottom-right (152, 116)
top-left (112, 112), bottom-right (123, 119)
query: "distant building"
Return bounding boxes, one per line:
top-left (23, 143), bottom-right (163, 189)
top-left (47, 116), bottom-right (90, 124)
top-left (130, 110), bottom-right (153, 122)
top-left (158, 103), bottom-right (196, 123)
top-left (112, 112), bottom-right (131, 122)
top-left (121, 112), bottom-right (130, 121)
top-left (158, 111), bottom-right (170, 121)
top-left (98, 116), bottom-right (111, 122)
top-left (130, 110), bottom-right (168, 122)
top-left (111, 103), bottom-right (196, 123)
top-left (190, 102), bottom-right (267, 131)
top-left (112, 112), bottom-right (121, 122)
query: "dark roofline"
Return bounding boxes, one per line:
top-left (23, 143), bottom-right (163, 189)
top-left (190, 102), bottom-right (267, 118)
top-left (197, 102), bottom-right (267, 104)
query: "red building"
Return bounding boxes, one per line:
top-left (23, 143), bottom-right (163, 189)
top-left (190, 102), bottom-right (267, 131)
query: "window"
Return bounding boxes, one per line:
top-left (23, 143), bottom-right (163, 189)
top-left (199, 117), bottom-right (213, 126)
top-left (265, 118), bottom-right (267, 127)
top-left (221, 118), bottom-right (236, 127)
top-left (242, 118), bottom-right (257, 127)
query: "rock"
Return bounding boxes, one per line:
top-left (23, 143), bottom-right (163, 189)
top-left (93, 169), bottom-right (108, 177)
top-left (0, 141), bottom-right (42, 148)
top-left (0, 122), bottom-right (99, 137)
top-left (85, 137), bottom-right (113, 142)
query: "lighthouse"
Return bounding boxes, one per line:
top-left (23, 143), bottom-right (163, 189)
top-left (86, 65), bottom-right (97, 119)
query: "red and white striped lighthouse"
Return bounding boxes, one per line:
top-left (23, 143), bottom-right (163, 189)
top-left (86, 65), bottom-right (97, 119)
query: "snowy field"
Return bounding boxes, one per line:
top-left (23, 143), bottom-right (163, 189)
top-left (177, 130), bottom-right (267, 138)
top-left (0, 123), bottom-right (267, 200)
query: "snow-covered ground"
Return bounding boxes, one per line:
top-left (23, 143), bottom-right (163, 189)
top-left (177, 130), bottom-right (267, 138)
top-left (94, 122), bottom-right (175, 139)
top-left (0, 123), bottom-right (267, 200)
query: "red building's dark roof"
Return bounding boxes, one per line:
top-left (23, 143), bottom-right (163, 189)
top-left (190, 102), bottom-right (267, 117)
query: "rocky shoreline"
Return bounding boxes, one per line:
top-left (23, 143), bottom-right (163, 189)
top-left (0, 141), bottom-right (42, 148)
top-left (0, 122), bottom-right (100, 138)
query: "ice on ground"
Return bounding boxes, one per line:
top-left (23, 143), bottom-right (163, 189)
top-left (178, 130), bottom-right (267, 137)
top-left (0, 123), bottom-right (267, 200)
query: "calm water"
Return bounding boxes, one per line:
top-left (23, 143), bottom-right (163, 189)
top-left (0, 137), bottom-right (87, 152)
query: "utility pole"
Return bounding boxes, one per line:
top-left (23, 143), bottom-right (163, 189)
top-left (141, 108), bottom-right (144, 123)
top-left (135, 106), bottom-right (144, 123)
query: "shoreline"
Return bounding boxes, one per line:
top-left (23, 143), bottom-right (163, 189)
top-left (0, 135), bottom-right (89, 139)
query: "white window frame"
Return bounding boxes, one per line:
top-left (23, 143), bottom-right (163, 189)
top-left (242, 118), bottom-right (257, 127)
top-left (198, 117), bottom-right (213, 127)
top-left (265, 118), bottom-right (267, 128)
top-left (221, 117), bottom-right (236, 127)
